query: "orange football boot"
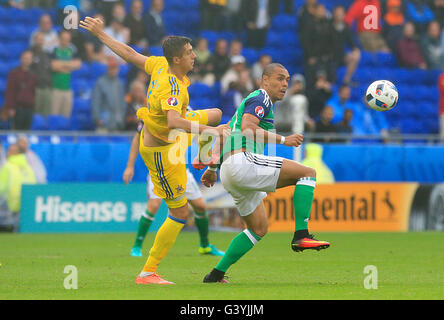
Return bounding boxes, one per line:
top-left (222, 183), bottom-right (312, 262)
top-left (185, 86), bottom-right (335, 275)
top-left (291, 234), bottom-right (330, 252)
top-left (135, 273), bottom-right (175, 285)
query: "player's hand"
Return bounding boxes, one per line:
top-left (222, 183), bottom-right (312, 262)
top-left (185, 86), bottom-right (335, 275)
top-left (79, 16), bottom-right (104, 37)
top-left (283, 134), bottom-right (304, 147)
top-left (201, 168), bottom-right (217, 187)
top-left (123, 166), bottom-right (134, 185)
top-left (216, 124), bottom-right (231, 139)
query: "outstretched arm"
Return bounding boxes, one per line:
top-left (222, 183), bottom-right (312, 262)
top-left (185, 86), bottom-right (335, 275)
top-left (241, 113), bottom-right (303, 147)
top-left (80, 16), bottom-right (147, 71)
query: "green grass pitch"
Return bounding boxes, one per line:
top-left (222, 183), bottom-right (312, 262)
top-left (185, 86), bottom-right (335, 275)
top-left (1, 231), bottom-right (444, 300)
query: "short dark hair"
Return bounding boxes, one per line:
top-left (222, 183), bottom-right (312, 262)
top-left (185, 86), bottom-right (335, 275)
top-left (162, 36), bottom-right (193, 65)
top-left (262, 63), bottom-right (286, 78)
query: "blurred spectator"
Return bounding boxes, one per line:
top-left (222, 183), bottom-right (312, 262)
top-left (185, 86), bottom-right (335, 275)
top-left (201, 0), bottom-right (227, 31)
top-left (438, 70), bottom-right (444, 139)
top-left (192, 37), bottom-right (213, 84)
top-left (205, 38), bottom-right (231, 82)
top-left (298, 0), bottom-right (318, 39)
top-left (9, 0), bottom-right (24, 8)
top-left (50, 30), bottom-right (82, 117)
top-left (251, 54), bottom-right (272, 89)
top-left (145, 0), bottom-right (167, 46)
top-left (30, 14), bottom-right (59, 54)
top-left (221, 55), bottom-right (253, 95)
top-left (335, 108), bottom-right (354, 138)
top-left (92, 57), bottom-right (126, 131)
top-left (269, 0), bottom-right (293, 16)
top-left (69, 24), bottom-right (88, 62)
top-left (420, 20), bottom-right (444, 69)
top-left (104, 18), bottom-right (129, 63)
top-left (332, 5), bottom-right (361, 85)
top-left (406, 0), bottom-right (435, 34)
top-left (276, 74), bottom-right (312, 134)
top-left (326, 84), bottom-right (361, 124)
top-left (110, 2), bottom-right (126, 23)
top-left (240, 0), bottom-right (272, 48)
top-left (4, 51), bottom-right (36, 130)
top-left (0, 144), bottom-right (36, 216)
top-left (395, 22), bottom-right (427, 69)
top-left (430, 0), bottom-right (444, 22)
top-left (383, 0), bottom-right (406, 51)
top-left (312, 105), bottom-right (337, 143)
top-left (301, 3), bottom-right (335, 88)
top-left (345, 0), bottom-right (390, 53)
top-left (84, 13), bottom-right (107, 62)
top-left (125, 80), bottom-right (146, 131)
top-left (226, 0), bottom-right (242, 32)
top-left (124, 0), bottom-right (148, 47)
top-left (220, 81), bottom-right (243, 120)
top-left (229, 39), bottom-right (243, 58)
top-left (30, 32), bottom-right (52, 117)
top-left (301, 143), bottom-right (335, 183)
top-left (94, 0), bottom-right (123, 26)
top-left (306, 70), bottom-right (332, 119)
top-left (16, 136), bottom-right (47, 184)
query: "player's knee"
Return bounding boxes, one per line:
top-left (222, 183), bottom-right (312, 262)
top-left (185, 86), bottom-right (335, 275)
top-left (193, 204), bottom-right (206, 214)
top-left (147, 200), bottom-right (161, 213)
top-left (253, 224), bottom-right (268, 238)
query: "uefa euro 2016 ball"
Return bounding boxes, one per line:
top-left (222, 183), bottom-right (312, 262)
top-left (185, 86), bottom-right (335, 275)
top-left (365, 80), bottom-right (398, 111)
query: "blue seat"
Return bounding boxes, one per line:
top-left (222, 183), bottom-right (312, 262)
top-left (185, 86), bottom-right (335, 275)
top-left (70, 114), bottom-right (95, 131)
top-left (242, 48), bottom-right (260, 66)
top-left (72, 79), bottom-right (91, 97)
top-left (89, 62), bottom-right (107, 79)
top-left (188, 82), bottom-right (213, 99)
top-left (48, 115), bottom-right (71, 131)
top-left (31, 114), bottom-right (49, 130)
top-left (150, 46), bottom-right (163, 56)
top-left (271, 14), bottom-right (297, 32)
top-left (73, 98), bottom-right (91, 114)
top-left (72, 63), bottom-right (91, 80)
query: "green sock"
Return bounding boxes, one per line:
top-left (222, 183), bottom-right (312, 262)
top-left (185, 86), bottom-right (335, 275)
top-left (293, 177), bottom-right (316, 231)
top-left (215, 229), bottom-right (261, 272)
top-left (134, 210), bottom-right (155, 247)
top-left (194, 211), bottom-right (209, 248)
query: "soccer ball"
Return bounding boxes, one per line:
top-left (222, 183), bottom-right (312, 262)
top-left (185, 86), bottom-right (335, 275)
top-left (365, 80), bottom-right (398, 111)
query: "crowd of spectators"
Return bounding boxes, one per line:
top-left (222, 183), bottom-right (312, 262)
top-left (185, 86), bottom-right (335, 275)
top-left (1, 0), bottom-right (444, 139)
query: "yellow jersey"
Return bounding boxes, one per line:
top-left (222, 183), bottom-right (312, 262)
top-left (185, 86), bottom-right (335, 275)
top-left (136, 56), bottom-right (190, 143)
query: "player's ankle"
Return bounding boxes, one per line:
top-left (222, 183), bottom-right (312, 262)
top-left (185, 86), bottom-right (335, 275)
top-left (293, 229), bottom-right (309, 241)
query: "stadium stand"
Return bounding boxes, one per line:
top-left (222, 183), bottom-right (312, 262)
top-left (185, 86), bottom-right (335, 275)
top-left (0, 0), bottom-right (441, 135)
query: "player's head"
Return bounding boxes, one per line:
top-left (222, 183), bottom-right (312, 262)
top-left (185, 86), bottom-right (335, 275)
top-left (261, 63), bottom-right (290, 102)
top-left (162, 36), bottom-right (195, 72)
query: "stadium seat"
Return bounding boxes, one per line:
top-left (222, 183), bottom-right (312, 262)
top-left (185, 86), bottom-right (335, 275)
top-left (89, 62), bottom-right (107, 79)
top-left (48, 115), bottom-right (71, 131)
top-left (150, 46), bottom-right (163, 56)
top-left (31, 114), bottom-right (49, 131)
top-left (188, 82), bottom-right (213, 99)
top-left (242, 48), bottom-right (260, 66)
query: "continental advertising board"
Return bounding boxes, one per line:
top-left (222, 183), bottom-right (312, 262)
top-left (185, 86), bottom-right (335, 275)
top-left (264, 183), bottom-right (444, 232)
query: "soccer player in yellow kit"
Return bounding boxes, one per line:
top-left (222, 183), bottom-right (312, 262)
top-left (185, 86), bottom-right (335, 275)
top-left (80, 17), bottom-right (228, 285)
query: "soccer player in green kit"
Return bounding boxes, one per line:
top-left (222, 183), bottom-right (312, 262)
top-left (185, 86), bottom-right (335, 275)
top-left (201, 63), bottom-right (330, 283)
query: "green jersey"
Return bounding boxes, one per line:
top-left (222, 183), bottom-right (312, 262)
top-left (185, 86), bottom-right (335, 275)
top-left (220, 89), bottom-right (275, 163)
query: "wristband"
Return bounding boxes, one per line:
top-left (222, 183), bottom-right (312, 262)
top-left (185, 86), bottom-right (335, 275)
top-left (208, 166), bottom-right (218, 172)
top-left (280, 136), bottom-right (286, 144)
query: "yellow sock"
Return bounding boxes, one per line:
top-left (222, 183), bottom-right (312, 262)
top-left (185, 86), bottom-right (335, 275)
top-left (142, 215), bottom-right (186, 273)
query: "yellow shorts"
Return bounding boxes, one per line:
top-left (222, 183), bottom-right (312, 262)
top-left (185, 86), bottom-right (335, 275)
top-left (139, 109), bottom-right (209, 209)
